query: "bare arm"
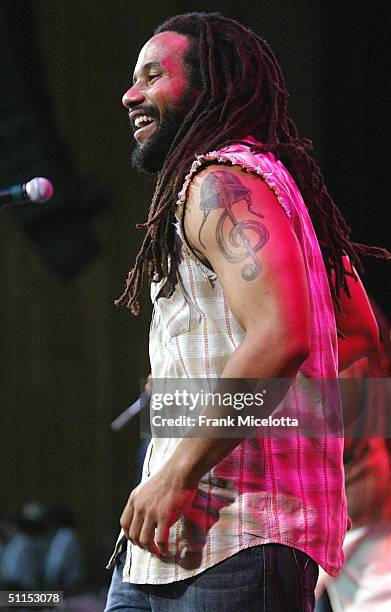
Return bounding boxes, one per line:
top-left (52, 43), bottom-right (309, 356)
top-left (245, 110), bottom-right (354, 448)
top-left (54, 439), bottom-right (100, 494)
top-left (166, 165), bottom-right (311, 477)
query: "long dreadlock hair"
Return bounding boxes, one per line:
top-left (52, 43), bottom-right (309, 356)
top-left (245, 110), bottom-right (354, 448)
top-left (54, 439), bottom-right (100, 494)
top-left (116, 12), bottom-right (389, 315)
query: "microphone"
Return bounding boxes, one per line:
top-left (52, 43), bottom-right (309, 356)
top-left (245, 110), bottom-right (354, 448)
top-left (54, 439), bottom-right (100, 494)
top-left (0, 177), bottom-right (54, 208)
top-left (111, 390), bottom-right (151, 432)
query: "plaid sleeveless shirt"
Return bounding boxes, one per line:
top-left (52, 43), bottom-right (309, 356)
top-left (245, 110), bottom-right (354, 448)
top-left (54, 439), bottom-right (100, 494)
top-left (108, 138), bottom-right (348, 584)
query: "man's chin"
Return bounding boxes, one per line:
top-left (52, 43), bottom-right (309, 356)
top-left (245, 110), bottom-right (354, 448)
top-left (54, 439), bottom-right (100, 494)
top-left (131, 147), bottom-right (161, 174)
top-left (131, 137), bottom-right (170, 174)
top-left (129, 107), bottom-right (188, 174)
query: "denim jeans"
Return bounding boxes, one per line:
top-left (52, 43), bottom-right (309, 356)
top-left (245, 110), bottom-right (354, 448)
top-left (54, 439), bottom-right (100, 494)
top-left (104, 541), bottom-right (318, 611)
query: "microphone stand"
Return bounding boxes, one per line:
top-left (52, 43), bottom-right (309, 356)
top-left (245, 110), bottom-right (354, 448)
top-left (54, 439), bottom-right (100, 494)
top-left (111, 390), bottom-right (150, 432)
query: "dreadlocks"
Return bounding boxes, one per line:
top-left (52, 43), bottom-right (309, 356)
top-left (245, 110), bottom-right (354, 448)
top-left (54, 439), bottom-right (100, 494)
top-left (116, 12), bottom-right (389, 315)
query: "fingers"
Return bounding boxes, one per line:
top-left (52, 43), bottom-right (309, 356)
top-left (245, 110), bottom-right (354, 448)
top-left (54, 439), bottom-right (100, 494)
top-left (120, 496), bottom-right (161, 553)
top-left (121, 507), bottom-right (170, 556)
top-left (127, 511), bottom-right (145, 548)
top-left (120, 501), bottom-right (134, 540)
top-left (154, 521), bottom-right (170, 556)
top-left (139, 517), bottom-right (159, 554)
top-left (120, 497), bottom-right (145, 548)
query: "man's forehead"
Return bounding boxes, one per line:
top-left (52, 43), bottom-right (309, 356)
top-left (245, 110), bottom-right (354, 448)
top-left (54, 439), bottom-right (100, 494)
top-left (134, 31), bottom-right (190, 75)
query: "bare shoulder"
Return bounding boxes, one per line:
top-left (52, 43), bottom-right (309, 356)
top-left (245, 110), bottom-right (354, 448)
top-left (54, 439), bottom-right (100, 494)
top-left (183, 163), bottom-right (291, 257)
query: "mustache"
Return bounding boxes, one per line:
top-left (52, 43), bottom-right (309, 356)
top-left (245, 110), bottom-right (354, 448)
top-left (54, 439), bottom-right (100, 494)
top-left (129, 106), bottom-right (159, 133)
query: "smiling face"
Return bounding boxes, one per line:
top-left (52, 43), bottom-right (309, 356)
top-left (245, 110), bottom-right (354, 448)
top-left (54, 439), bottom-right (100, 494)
top-left (123, 31), bottom-right (195, 173)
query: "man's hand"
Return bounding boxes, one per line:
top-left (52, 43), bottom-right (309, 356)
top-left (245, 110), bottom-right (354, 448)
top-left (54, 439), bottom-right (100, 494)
top-left (120, 469), bottom-right (197, 556)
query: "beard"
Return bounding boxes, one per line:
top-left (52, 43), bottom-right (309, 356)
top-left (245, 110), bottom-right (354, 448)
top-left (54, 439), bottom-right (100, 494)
top-left (130, 90), bottom-right (195, 174)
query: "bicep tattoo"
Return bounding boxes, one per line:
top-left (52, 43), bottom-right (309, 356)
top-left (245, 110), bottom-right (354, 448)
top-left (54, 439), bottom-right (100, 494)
top-left (198, 170), bottom-right (269, 281)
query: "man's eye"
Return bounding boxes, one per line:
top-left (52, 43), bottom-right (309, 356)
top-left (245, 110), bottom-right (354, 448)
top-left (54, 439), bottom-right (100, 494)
top-left (147, 74), bottom-right (160, 83)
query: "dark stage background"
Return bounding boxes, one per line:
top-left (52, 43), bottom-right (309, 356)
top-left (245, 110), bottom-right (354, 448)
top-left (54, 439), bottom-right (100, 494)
top-left (0, 0), bottom-right (388, 587)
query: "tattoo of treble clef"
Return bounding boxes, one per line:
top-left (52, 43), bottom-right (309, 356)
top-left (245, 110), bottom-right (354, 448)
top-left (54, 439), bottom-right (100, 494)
top-left (198, 170), bottom-right (269, 280)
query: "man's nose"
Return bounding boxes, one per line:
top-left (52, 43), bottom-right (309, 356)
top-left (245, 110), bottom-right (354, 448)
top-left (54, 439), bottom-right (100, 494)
top-left (122, 85), bottom-right (145, 109)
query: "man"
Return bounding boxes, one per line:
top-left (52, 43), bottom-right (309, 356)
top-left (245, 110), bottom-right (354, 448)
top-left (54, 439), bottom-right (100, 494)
top-left (105, 12), bottom-right (385, 611)
top-left (316, 303), bottom-right (391, 611)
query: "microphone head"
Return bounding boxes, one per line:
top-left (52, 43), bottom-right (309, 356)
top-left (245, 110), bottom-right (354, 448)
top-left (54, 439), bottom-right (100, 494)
top-left (25, 177), bottom-right (54, 203)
